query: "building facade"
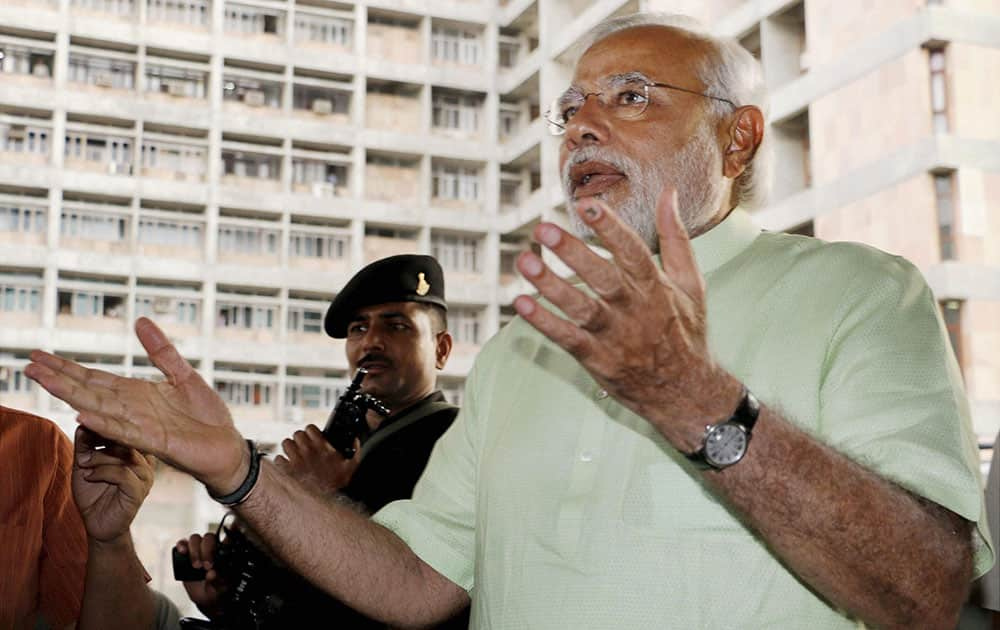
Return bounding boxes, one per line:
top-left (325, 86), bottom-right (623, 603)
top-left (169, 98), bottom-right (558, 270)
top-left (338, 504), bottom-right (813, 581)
top-left (1, 0), bottom-right (998, 608)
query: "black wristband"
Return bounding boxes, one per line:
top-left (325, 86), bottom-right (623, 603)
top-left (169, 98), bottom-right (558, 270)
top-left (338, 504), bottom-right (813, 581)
top-left (209, 440), bottom-right (262, 506)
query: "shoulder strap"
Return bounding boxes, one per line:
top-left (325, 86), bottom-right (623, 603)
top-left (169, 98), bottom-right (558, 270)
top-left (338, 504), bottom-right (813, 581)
top-left (358, 401), bottom-right (458, 462)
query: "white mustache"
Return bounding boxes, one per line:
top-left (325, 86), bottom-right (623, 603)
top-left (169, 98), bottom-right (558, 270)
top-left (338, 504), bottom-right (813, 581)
top-left (561, 147), bottom-right (638, 195)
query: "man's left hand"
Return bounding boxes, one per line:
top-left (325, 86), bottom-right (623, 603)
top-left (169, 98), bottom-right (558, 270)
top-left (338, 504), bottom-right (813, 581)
top-left (513, 187), bottom-right (742, 453)
top-left (275, 424), bottom-right (361, 496)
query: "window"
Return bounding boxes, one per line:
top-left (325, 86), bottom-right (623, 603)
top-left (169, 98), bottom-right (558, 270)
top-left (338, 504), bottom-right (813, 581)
top-left (934, 173), bottom-right (956, 260)
top-left (138, 217), bottom-right (203, 248)
top-left (287, 306), bottom-right (325, 333)
top-left (285, 382), bottom-right (343, 408)
top-left (60, 209), bottom-right (127, 241)
top-left (498, 37), bottom-right (520, 68)
top-left (433, 93), bottom-right (481, 132)
top-left (221, 151), bottom-right (281, 179)
top-left (225, 4), bottom-right (284, 36)
top-left (451, 308), bottom-right (481, 345)
top-left (57, 290), bottom-right (125, 318)
top-left (0, 205), bottom-right (46, 233)
top-left (222, 75), bottom-right (282, 108)
top-left (145, 64), bottom-right (207, 99)
top-left (0, 366), bottom-right (33, 394)
top-left (432, 27), bottom-right (481, 65)
top-left (141, 140), bottom-right (205, 177)
top-left (70, 0), bottom-right (136, 15)
top-left (1, 125), bottom-right (50, 155)
top-left (289, 231), bottom-right (348, 260)
top-left (498, 105), bottom-right (521, 137)
top-left (218, 224), bottom-right (280, 255)
top-left (217, 303), bottom-right (276, 329)
top-left (292, 85), bottom-right (350, 114)
top-left (135, 296), bottom-right (199, 324)
top-left (0, 284), bottom-right (41, 313)
top-left (433, 164), bottom-right (481, 201)
top-left (291, 159), bottom-right (347, 187)
top-left (67, 54), bottom-right (135, 89)
top-left (147, 0), bottom-right (209, 26)
top-left (432, 234), bottom-right (480, 273)
top-left (929, 49), bottom-right (948, 134)
top-left (0, 44), bottom-right (54, 78)
top-left (216, 380), bottom-right (273, 406)
top-left (64, 132), bottom-right (133, 171)
top-left (295, 13), bottom-right (352, 46)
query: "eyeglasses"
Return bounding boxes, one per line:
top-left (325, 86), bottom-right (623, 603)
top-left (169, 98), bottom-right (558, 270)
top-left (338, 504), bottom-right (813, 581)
top-left (544, 75), bottom-right (737, 136)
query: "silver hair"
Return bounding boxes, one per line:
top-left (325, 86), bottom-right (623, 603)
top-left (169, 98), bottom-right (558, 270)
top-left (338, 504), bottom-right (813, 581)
top-left (576, 12), bottom-right (773, 211)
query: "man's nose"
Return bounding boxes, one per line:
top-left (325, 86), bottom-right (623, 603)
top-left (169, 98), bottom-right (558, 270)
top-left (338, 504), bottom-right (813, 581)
top-left (361, 326), bottom-right (385, 352)
top-left (564, 95), bottom-right (611, 150)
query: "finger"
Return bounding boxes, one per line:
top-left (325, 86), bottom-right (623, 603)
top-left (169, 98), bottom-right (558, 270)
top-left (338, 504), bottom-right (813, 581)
top-left (513, 295), bottom-right (594, 361)
top-left (24, 363), bottom-right (118, 417)
top-left (274, 454), bottom-right (289, 471)
top-left (82, 464), bottom-right (144, 500)
top-left (28, 350), bottom-right (119, 388)
top-left (201, 534), bottom-right (217, 567)
top-left (531, 221), bottom-right (629, 303)
top-left (574, 197), bottom-right (662, 283)
top-left (135, 317), bottom-right (196, 387)
top-left (304, 424), bottom-right (326, 446)
top-left (75, 411), bottom-right (145, 453)
top-left (654, 187), bottom-right (703, 299)
top-left (187, 534), bottom-right (204, 567)
top-left (76, 449), bottom-right (137, 470)
top-left (175, 539), bottom-right (189, 554)
top-left (281, 438), bottom-right (301, 463)
top-left (517, 251), bottom-right (611, 333)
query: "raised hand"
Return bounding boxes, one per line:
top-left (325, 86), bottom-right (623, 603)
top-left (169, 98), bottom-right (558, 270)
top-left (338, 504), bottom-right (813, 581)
top-left (274, 424), bottom-right (361, 496)
top-left (26, 317), bottom-right (249, 494)
top-left (72, 426), bottom-right (155, 544)
top-left (513, 187), bottom-right (742, 452)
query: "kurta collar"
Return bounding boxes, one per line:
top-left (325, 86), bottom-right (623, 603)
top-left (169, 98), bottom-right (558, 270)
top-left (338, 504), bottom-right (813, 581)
top-left (688, 207), bottom-right (760, 276)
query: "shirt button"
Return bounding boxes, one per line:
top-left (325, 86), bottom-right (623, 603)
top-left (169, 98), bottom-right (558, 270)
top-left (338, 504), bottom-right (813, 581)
top-left (580, 450), bottom-right (596, 462)
top-left (596, 389), bottom-right (608, 400)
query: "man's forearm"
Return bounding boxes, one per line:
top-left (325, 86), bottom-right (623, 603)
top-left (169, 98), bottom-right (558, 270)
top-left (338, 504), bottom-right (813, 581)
top-left (78, 535), bottom-right (156, 630)
top-left (234, 460), bottom-right (468, 627)
top-left (700, 404), bottom-right (972, 629)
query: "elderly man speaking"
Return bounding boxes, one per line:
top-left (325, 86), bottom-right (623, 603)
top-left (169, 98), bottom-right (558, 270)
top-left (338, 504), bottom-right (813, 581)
top-left (27, 13), bottom-right (992, 629)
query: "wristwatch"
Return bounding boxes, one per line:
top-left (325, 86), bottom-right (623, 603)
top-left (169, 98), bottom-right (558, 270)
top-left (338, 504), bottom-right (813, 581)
top-left (686, 386), bottom-right (760, 470)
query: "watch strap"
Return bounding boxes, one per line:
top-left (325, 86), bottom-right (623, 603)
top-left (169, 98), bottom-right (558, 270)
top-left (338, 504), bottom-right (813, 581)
top-left (208, 440), bottom-right (262, 506)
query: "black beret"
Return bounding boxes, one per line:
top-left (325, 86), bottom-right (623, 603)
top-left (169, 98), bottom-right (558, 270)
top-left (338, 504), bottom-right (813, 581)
top-left (324, 254), bottom-right (447, 338)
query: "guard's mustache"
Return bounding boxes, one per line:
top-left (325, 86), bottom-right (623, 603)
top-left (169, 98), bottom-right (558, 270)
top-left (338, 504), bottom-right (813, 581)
top-left (359, 353), bottom-right (392, 368)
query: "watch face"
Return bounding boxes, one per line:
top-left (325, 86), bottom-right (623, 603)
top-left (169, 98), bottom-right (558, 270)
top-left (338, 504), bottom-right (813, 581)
top-left (704, 423), bottom-right (748, 467)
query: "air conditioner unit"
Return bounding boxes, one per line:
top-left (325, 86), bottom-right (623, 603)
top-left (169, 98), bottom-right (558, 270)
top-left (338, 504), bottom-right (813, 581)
top-left (7, 126), bottom-right (26, 140)
top-left (0, 366), bottom-right (9, 381)
top-left (152, 297), bottom-right (171, 314)
top-left (32, 62), bottom-right (51, 78)
top-left (94, 73), bottom-right (114, 88)
top-left (311, 98), bottom-right (333, 114)
top-left (108, 162), bottom-right (132, 175)
top-left (166, 81), bottom-right (188, 97)
top-left (244, 90), bottom-right (266, 107)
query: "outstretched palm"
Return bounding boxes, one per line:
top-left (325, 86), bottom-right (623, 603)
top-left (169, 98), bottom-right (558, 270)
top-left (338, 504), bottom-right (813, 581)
top-left (27, 318), bottom-right (247, 493)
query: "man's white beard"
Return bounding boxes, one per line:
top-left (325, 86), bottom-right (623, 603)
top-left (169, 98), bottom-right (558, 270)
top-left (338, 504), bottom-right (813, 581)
top-left (562, 122), bottom-right (724, 253)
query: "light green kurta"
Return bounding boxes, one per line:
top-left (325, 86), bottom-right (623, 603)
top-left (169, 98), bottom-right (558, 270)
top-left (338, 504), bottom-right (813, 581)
top-left (374, 208), bottom-right (994, 629)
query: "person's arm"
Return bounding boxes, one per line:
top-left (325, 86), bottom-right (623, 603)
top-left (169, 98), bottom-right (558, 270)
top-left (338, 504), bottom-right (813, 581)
top-left (512, 188), bottom-right (973, 629)
top-left (26, 320), bottom-right (469, 627)
top-left (71, 427), bottom-right (158, 630)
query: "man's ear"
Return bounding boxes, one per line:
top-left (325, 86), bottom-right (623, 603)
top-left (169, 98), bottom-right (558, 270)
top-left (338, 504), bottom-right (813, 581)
top-left (722, 106), bottom-right (765, 180)
top-left (435, 331), bottom-right (454, 370)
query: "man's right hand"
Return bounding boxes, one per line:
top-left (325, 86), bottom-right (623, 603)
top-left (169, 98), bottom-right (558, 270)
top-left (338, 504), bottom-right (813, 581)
top-left (25, 317), bottom-right (249, 495)
top-left (175, 533), bottom-right (228, 619)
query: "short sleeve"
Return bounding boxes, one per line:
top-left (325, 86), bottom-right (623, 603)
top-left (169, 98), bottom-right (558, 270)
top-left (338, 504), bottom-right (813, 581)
top-left (38, 426), bottom-right (88, 626)
top-left (819, 254), bottom-right (994, 577)
top-left (372, 343), bottom-right (492, 592)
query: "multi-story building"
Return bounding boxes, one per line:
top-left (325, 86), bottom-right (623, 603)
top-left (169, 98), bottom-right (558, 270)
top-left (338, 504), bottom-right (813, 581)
top-left (1, 0), bottom-right (997, 607)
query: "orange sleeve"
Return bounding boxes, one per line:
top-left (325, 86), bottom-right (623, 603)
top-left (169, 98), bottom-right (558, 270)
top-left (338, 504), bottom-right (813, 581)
top-left (37, 425), bottom-right (88, 627)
